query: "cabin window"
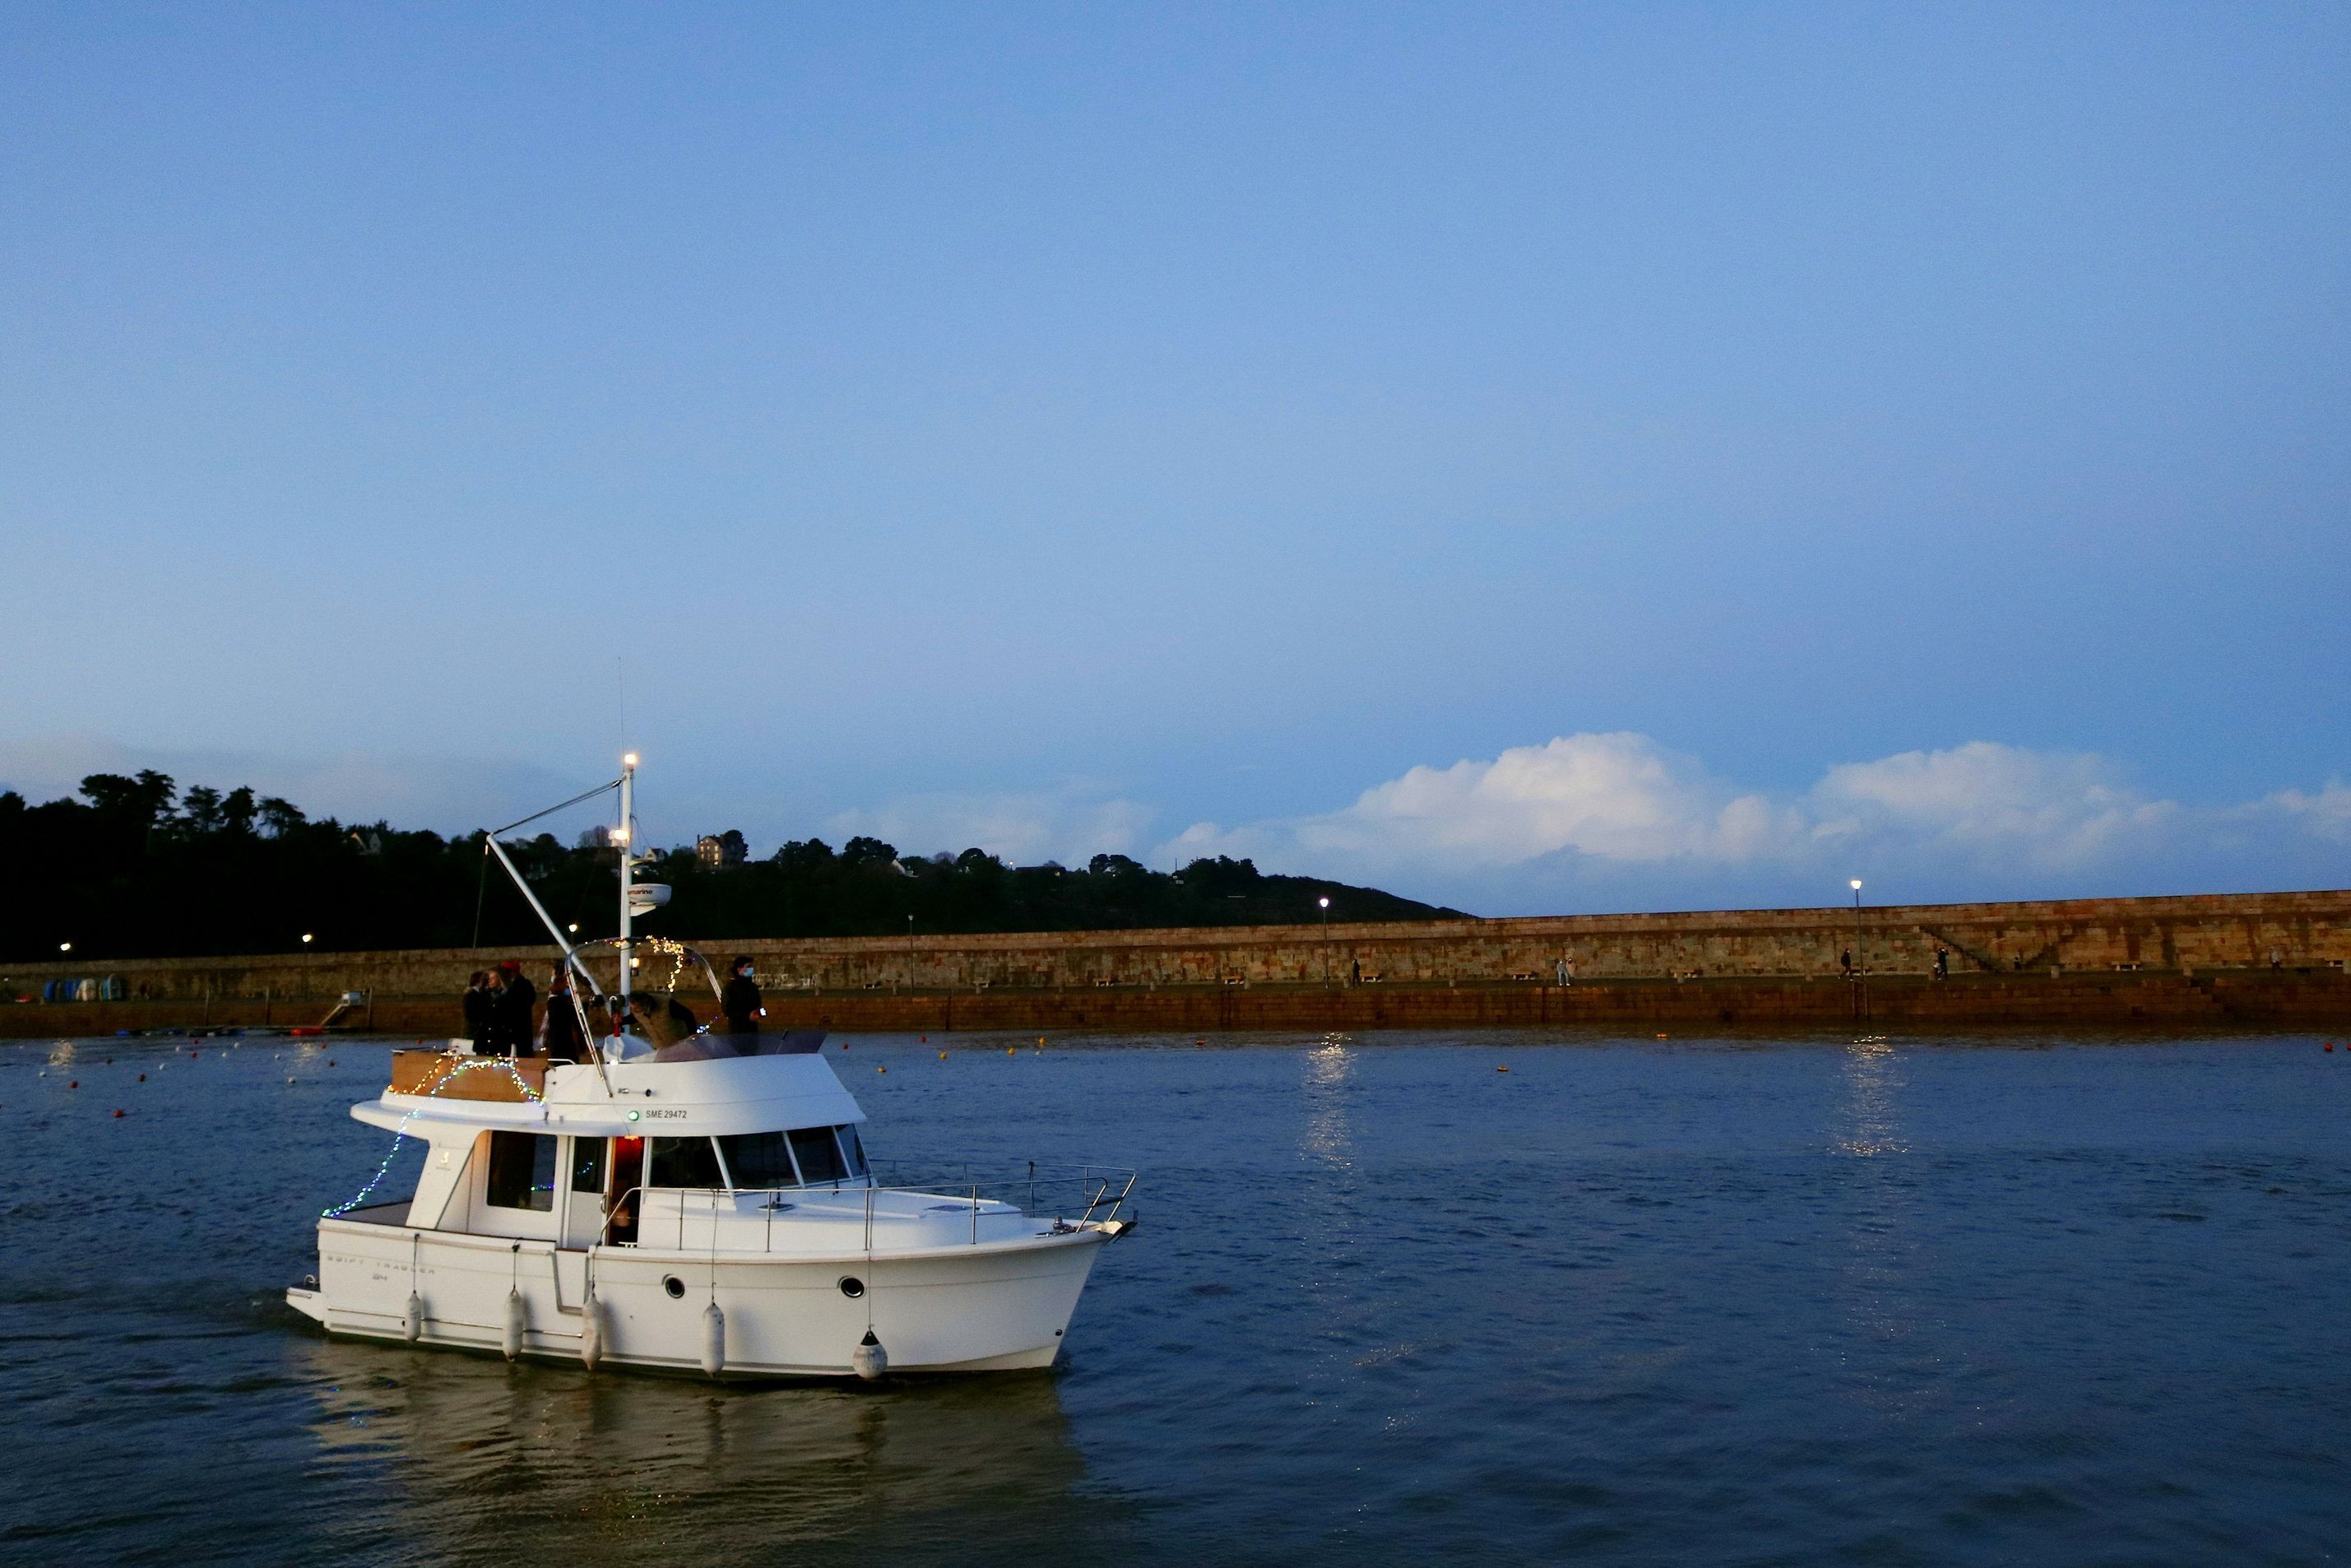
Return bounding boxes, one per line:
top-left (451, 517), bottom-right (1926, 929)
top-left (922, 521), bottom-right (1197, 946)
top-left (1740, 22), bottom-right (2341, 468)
top-left (485, 1131), bottom-right (557, 1211)
top-left (647, 1136), bottom-right (726, 1190)
top-left (788, 1125), bottom-right (849, 1185)
top-left (837, 1125), bottom-right (869, 1177)
top-left (571, 1136), bottom-right (607, 1195)
top-left (716, 1132), bottom-right (799, 1190)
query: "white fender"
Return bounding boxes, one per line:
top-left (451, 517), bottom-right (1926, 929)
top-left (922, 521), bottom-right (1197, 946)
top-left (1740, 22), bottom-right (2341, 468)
top-left (579, 1287), bottom-right (602, 1371)
top-left (403, 1292), bottom-right (423, 1343)
top-left (852, 1329), bottom-right (888, 1380)
top-left (503, 1287), bottom-right (526, 1361)
top-left (701, 1299), bottom-right (726, 1377)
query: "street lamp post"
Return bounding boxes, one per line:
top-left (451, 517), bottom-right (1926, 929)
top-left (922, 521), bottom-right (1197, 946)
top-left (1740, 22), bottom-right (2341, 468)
top-left (1318, 896), bottom-right (1332, 989)
top-left (1849, 879), bottom-right (1867, 1025)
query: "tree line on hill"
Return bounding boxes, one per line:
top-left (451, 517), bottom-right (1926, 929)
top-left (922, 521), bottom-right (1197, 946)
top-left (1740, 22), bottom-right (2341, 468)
top-left (12, 772), bottom-right (1464, 960)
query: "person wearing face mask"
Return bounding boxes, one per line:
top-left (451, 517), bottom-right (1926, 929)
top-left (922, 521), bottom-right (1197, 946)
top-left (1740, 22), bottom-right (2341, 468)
top-left (721, 955), bottom-right (765, 1036)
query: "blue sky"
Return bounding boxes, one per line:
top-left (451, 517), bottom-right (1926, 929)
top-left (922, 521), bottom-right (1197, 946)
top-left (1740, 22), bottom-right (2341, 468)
top-left (3, 4), bottom-right (2346, 913)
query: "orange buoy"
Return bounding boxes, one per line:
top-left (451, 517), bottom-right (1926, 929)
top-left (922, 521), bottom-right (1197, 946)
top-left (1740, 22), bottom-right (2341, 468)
top-left (137, 1074), bottom-right (146, 1082)
top-left (877, 1065), bottom-right (887, 1074)
top-left (113, 1109), bottom-right (124, 1118)
top-left (1496, 1065), bottom-right (1509, 1073)
top-left (67, 1080), bottom-right (77, 1089)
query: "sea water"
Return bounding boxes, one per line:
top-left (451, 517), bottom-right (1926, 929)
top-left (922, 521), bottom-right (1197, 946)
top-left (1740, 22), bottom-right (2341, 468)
top-left (3, 1029), bottom-right (2348, 1566)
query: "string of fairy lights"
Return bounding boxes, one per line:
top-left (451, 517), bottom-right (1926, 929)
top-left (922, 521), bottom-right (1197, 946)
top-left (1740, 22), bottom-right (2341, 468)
top-left (324, 942), bottom-right (716, 1218)
top-left (322, 1056), bottom-right (545, 1218)
top-left (634, 935), bottom-right (696, 995)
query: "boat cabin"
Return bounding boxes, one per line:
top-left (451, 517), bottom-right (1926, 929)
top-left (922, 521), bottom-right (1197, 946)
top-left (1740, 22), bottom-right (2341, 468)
top-left (350, 1044), bottom-right (1045, 1255)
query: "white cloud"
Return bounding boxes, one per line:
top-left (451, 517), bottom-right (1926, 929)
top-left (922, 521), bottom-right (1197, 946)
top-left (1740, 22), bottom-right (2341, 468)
top-left (1233, 732), bottom-right (1802, 869)
top-left (1805, 741), bottom-right (2180, 869)
top-left (1158, 735), bottom-right (2351, 912)
top-left (2262, 782), bottom-right (2351, 845)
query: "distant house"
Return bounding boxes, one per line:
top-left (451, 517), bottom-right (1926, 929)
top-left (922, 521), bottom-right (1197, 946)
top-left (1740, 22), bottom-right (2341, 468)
top-left (697, 832), bottom-right (748, 871)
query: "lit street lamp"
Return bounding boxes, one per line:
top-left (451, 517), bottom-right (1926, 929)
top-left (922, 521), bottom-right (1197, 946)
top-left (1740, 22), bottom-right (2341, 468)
top-left (1319, 896), bottom-right (1332, 988)
top-left (1849, 879), bottom-right (1866, 1024)
top-left (302, 933), bottom-right (314, 945)
top-left (58, 941), bottom-right (71, 953)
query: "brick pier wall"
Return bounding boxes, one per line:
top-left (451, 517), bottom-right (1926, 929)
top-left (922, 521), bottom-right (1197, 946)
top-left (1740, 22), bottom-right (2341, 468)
top-left (7, 888), bottom-right (2347, 1037)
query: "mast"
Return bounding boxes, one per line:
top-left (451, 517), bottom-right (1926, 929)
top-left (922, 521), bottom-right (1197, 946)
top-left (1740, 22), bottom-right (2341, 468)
top-left (618, 751), bottom-right (638, 1020)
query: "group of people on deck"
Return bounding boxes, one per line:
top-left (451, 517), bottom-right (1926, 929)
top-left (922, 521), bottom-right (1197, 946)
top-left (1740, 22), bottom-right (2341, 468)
top-left (461, 955), bottom-right (765, 1058)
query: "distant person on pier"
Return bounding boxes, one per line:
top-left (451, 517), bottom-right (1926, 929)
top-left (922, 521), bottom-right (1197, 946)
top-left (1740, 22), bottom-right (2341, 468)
top-left (1839, 949), bottom-right (1853, 979)
top-left (461, 970), bottom-right (493, 1054)
top-left (540, 965), bottom-right (586, 1060)
top-left (1933, 947), bottom-right (1950, 980)
top-left (721, 956), bottom-right (765, 1035)
top-left (493, 960), bottom-right (536, 1056)
top-left (1556, 955), bottom-right (1574, 987)
top-left (1350, 957), bottom-right (1362, 986)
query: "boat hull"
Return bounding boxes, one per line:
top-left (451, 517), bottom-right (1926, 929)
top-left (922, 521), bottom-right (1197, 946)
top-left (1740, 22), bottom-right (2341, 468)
top-left (298, 1218), bottom-right (1110, 1378)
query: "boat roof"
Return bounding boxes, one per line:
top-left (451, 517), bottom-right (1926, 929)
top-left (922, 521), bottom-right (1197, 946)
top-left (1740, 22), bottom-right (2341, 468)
top-left (354, 1049), bottom-right (865, 1139)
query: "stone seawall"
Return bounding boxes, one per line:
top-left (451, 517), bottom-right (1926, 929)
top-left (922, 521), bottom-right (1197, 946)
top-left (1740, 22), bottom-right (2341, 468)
top-left (7, 888), bottom-right (2348, 1037)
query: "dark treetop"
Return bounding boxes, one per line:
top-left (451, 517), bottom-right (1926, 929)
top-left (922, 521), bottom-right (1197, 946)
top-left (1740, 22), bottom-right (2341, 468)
top-left (16, 772), bottom-right (1464, 959)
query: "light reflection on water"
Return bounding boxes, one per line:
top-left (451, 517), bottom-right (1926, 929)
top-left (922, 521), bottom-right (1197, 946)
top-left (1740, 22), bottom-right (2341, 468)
top-left (300, 1337), bottom-right (1106, 1566)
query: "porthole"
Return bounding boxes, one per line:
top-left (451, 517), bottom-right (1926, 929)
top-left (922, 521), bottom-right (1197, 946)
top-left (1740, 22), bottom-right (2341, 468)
top-left (662, 1275), bottom-right (685, 1299)
top-left (837, 1276), bottom-right (865, 1299)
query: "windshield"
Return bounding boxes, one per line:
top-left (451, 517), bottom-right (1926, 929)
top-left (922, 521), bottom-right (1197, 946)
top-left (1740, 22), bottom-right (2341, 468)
top-left (714, 1127), bottom-right (867, 1189)
top-left (716, 1132), bottom-right (797, 1189)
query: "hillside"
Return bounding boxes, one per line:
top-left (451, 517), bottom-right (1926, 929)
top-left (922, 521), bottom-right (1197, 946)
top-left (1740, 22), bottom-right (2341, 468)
top-left (15, 770), bottom-right (1467, 959)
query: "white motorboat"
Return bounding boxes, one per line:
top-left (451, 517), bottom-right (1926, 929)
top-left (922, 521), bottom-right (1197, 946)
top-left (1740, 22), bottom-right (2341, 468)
top-left (286, 754), bottom-right (1137, 1378)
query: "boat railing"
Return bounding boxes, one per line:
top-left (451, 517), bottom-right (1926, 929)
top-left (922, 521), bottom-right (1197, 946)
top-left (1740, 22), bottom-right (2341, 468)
top-left (601, 1163), bottom-right (1138, 1252)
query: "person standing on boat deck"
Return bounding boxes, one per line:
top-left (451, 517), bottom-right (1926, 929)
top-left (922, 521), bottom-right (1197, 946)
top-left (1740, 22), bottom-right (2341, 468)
top-left (540, 965), bottom-right (585, 1060)
top-left (461, 970), bottom-right (494, 1054)
top-left (493, 960), bottom-right (537, 1056)
top-left (721, 956), bottom-right (765, 1035)
top-left (481, 966), bottom-right (511, 1052)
